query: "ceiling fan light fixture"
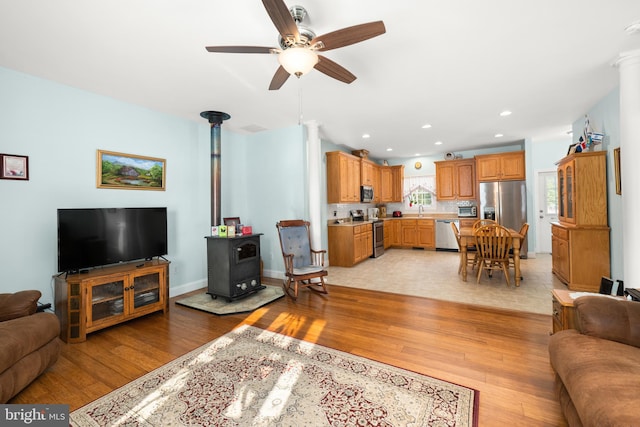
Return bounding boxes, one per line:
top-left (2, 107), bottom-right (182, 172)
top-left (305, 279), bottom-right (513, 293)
top-left (279, 47), bottom-right (318, 77)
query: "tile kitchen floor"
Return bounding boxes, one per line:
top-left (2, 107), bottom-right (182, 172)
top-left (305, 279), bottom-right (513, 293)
top-left (325, 249), bottom-right (566, 315)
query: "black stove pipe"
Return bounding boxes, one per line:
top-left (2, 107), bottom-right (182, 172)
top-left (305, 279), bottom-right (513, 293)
top-left (200, 111), bottom-right (230, 227)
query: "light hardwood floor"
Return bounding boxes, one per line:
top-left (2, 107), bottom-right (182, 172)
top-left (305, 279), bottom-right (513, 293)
top-left (12, 260), bottom-right (567, 426)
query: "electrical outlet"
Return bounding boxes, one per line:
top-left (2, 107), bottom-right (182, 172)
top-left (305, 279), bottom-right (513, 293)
top-left (333, 210), bottom-right (337, 216)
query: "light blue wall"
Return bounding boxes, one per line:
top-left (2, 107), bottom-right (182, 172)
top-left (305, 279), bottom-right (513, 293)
top-left (0, 67), bottom-right (306, 305)
top-left (222, 125), bottom-right (308, 277)
top-left (572, 88), bottom-right (622, 280)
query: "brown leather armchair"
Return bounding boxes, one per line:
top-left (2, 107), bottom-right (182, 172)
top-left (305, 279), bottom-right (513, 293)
top-left (0, 290), bottom-right (61, 403)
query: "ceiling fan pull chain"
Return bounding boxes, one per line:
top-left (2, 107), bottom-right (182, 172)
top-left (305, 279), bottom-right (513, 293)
top-left (298, 78), bottom-right (303, 125)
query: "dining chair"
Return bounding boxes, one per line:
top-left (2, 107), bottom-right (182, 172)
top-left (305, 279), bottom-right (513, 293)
top-left (509, 223), bottom-right (529, 280)
top-left (474, 224), bottom-right (513, 286)
top-left (451, 221), bottom-right (477, 274)
top-left (472, 219), bottom-right (498, 230)
top-left (275, 220), bottom-right (328, 299)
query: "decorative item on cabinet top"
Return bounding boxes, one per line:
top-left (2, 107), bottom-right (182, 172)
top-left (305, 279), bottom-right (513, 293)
top-left (351, 149), bottom-right (369, 159)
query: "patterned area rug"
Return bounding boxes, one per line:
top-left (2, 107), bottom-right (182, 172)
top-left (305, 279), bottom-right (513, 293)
top-left (70, 325), bottom-right (478, 426)
top-left (175, 284), bottom-right (284, 315)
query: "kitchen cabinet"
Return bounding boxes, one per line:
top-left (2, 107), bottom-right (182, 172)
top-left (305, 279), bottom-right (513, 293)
top-left (327, 151), bottom-right (361, 203)
top-left (55, 260), bottom-right (169, 343)
top-left (328, 223), bottom-right (373, 267)
top-left (399, 219), bottom-right (435, 249)
top-left (380, 165), bottom-right (404, 203)
top-left (361, 160), bottom-right (381, 203)
top-left (475, 151), bottom-right (525, 182)
top-left (391, 220), bottom-right (402, 246)
top-left (552, 151), bottom-right (609, 292)
top-left (401, 220), bottom-right (418, 246)
top-left (435, 159), bottom-right (476, 200)
top-left (383, 220), bottom-right (392, 248)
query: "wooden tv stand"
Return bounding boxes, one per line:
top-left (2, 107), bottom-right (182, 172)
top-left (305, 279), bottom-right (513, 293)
top-left (54, 259), bottom-right (170, 343)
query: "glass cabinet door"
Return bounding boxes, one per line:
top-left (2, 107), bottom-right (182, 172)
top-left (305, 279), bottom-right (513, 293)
top-left (558, 169), bottom-right (565, 219)
top-left (565, 165), bottom-right (574, 220)
top-left (132, 271), bottom-right (161, 309)
top-left (89, 278), bottom-right (125, 324)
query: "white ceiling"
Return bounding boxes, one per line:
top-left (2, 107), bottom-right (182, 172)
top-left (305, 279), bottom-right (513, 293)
top-left (2, 1), bottom-right (640, 159)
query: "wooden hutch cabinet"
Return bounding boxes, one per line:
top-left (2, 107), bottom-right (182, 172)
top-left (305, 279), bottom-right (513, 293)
top-left (55, 260), bottom-right (169, 343)
top-left (475, 151), bottom-right (526, 182)
top-left (552, 151), bottom-right (609, 291)
top-left (435, 159), bottom-right (476, 200)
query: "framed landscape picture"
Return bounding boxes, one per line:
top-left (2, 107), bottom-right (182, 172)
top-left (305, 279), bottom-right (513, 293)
top-left (97, 150), bottom-right (166, 190)
top-left (0, 153), bottom-right (29, 180)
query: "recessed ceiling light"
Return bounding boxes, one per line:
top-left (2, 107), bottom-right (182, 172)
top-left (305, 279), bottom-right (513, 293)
top-left (415, 153), bottom-right (421, 156)
top-left (434, 141), bottom-right (443, 145)
top-left (422, 124), bottom-right (432, 129)
top-left (386, 148), bottom-right (393, 152)
top-left (495, 133), bottom-right (504, 138)
top-left (362, 133), bottom-right (370, 139)
top-left (500, 110), bottom-right (512, 117)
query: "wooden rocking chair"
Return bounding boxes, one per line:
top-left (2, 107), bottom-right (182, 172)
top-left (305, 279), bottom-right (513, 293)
top-left (276, 220), bottom-right (328, 299)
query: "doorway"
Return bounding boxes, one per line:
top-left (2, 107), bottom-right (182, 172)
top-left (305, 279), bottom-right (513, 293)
top-left (536, 170), bottom-right (558, 253)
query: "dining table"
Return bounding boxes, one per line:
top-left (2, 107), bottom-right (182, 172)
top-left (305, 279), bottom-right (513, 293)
top-left (458, 227), bottom-right (524, 286)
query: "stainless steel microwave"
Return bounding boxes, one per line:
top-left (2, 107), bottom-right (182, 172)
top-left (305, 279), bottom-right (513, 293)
top-left (361, 185), bottom-right (373, 203)
top-left (457, 205), bottom-right (477, 218)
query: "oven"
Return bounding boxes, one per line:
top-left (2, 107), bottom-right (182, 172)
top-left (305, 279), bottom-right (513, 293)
top-left (371, 220), bottom-right (384, 258)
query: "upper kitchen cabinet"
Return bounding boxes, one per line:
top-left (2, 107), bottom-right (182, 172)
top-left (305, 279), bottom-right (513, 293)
top-left (380, 165), bottom-right (404, 203)
top-left (361, 159), bottom-right (381, 203)
top-left (475, 151), bottom-right (525, 182)
top-left (326, 151), bottom-right (403, 204)
top-left (556, 151), bottom-right (607, 226)
top-left (327, 151), bottom-right (361, 203)
top-left (435, 159), bottom-right (476, 201)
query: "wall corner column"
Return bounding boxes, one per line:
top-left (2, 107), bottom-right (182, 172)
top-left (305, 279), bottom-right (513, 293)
top-left (615, 49), bottom-right (640, 286)
top-left (305, 120), bottom-right (322, 248)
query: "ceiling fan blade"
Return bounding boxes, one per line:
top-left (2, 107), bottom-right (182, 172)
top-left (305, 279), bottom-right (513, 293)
top-left (314, 55), bottom-right (356, 84)
top-left (312, 21), bottom-right (386, 51)
top-left (262, 0), bottom-right (299, 42)
top-left (269, 65), bottom-right (291, 90)
top-left (205, 46), bottom-right (275, 54)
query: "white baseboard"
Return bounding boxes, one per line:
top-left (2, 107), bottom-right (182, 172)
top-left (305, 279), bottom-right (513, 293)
top-left (169, 278), bottom-right (206, 298)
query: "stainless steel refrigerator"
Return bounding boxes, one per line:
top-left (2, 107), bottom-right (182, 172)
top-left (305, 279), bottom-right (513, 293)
top-left (478, 181), bottom-right (528, 258)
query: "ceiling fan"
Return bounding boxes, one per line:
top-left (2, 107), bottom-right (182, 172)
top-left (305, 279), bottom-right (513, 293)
top-left (205, 0), bottom-right (386, 90)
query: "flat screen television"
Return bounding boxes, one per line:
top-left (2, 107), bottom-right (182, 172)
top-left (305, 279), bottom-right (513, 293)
top-left (57, 207), bottom-right (168, 273)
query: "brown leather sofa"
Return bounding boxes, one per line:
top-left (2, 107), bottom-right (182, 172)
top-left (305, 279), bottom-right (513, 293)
top-left (549, 296), bottom-right (640, 426)
top-left (0, 290), bottom-right (61, 403)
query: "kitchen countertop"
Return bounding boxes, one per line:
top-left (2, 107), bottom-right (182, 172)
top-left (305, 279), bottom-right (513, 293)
top-left (328, 213), bottom-right (460, 226)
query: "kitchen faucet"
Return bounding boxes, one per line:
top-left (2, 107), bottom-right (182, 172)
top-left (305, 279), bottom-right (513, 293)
top-left (419, 205), bottom-right (424, 217)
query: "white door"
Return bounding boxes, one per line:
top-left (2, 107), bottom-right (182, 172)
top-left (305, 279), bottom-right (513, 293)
top-left (536, 171), bottom-right (558, 253)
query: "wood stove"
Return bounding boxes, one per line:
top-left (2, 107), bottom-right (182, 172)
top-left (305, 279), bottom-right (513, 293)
top-left (205, 234), bottom-right (264, 301)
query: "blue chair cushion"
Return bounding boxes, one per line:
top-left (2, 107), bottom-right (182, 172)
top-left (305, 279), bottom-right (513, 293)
top-left (279, 225), bottom-right (312, 268)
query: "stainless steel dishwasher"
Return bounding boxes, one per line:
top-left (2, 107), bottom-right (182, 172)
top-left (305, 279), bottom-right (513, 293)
top-left (435, 219), bottom-right (459, 251)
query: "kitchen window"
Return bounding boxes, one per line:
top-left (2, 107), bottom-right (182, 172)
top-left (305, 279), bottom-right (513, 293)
top-left (404, 175), bottom-right (436, 207)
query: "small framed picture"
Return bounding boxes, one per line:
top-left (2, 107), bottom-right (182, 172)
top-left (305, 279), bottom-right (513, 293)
top-left (223, 217), bottom-right (241, 227)
top-left (0, 154), bottom-right (29, 180)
